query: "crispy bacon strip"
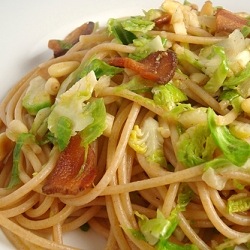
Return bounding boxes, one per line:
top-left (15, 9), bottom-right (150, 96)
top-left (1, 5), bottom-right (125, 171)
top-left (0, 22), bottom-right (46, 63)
top-left (48, 21), bottom-right (95, 57)
top-left (107, 50), bottom-right (177, 84)
top-left (42, 134), bottom-right (97, 195)
top-left (153, 13), bottom-right (172, 28)
top-left (215, 9), bottom-right (248, 35)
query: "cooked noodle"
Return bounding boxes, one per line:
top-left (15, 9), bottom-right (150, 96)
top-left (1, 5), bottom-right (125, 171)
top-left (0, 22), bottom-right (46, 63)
top-left (1, 1), bottom-right (250, 249)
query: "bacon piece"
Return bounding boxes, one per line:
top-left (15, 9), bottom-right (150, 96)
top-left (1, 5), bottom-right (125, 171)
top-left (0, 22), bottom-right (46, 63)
top-left (48, 22), bottom-right (95, 57)
top-left (42, 134), bottom-right (97, 195)
top-left (153, 13), bottom-right (172, 28)
top-left (108, 50), bottom-right (177, 84)
top-left (215, 9), bottom-right (248, 35)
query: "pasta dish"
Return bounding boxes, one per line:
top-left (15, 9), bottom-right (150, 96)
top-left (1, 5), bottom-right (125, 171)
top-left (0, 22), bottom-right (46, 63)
top-left (1, 0), bottom-right (250, 249)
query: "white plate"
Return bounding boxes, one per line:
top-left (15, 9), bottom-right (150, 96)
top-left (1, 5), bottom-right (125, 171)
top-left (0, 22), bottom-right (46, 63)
top-left (0, 0), bottom-right (249, 249)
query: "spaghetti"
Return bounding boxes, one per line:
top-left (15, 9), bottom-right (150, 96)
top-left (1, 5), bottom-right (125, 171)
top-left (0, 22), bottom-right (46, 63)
top-left (0, 0), bottom-right (250, 249)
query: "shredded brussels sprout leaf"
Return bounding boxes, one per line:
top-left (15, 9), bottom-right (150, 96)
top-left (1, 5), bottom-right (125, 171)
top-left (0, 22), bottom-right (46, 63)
top-left (48, 71), bottom-right (106, 150)
top-left (8, 133), bottom-right (35, 188)
top-left (129, 117), bottom-right (166, 167)
top-left (207, 108), bottom-right (250, 166)
top-left (176, 123), bottom-right (216, 168)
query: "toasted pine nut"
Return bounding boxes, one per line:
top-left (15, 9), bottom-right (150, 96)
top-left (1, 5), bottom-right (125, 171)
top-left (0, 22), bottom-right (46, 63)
top-left (45, 77), bottom-right (60, 95)
top-left (48, 61), bottom-right (80, 78)
top-left (200, 1), bottom-right (213, 16)
top-left (6, 120), bottom-right (28, 141)
top-left (241, 98), bottom-right (250, 114)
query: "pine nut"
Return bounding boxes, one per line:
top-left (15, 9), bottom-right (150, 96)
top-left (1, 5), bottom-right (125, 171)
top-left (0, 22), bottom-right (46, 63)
top-left (48, 61), bottom-right (80, 78)
top-left (6, 120), bottom-right (28, 141)
top-left (241, 98), bottom-right (250, 114)
top-left (45, 77), bottom-right (60, 95)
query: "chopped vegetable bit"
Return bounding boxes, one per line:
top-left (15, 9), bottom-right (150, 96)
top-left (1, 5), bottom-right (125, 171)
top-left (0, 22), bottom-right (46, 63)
top-left (108, 18), bottom-right (136, 45)
top-left (227, 194), bottom-right (250, 213)
top-left (80, 98), bottom-right (106, 148)
top-left (156, 238), bottom-right (199, 250)
top-left (129, 117), bottom-right (166, 167)
top-left (48, 71), bottom-right (106, 150)
top-left (22, 76), bottom-right (52, 115)
top-left (78, 59), bottom-right (123, 80)
top-left (176, 123), bottom-right (216, 168)
top-left (129, 35), bottom-right (167, 61)
top-left (80, 223), bottom-right (90, 232)
top-left (152, 82), bottom-right (188, 110)
top-left (207, 108), bottom-right (250, 166)
top-left (135, 209), bottom-right (179, 246)
top-left (133, 185), bottom-right (192, 246)
top-left (8, 133), bottom-right (35, 188)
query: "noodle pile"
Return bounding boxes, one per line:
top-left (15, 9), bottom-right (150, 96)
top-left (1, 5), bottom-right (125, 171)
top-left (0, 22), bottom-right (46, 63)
top-left (1, 1), bottom-right (250, 249)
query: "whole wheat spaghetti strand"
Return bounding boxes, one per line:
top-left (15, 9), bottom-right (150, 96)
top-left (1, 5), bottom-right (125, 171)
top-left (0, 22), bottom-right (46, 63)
top-left (105, 231), bottom-right (119, 250)
top-left (117, 151), bottom-right (138, 228)
top-left (80, 43), bottom-right (135, 65)
top-left (0, 147), bottom-right (59, 209)
top-left (209, 187), bottom-right (250, 226)
top-left (62, 206), bottom-right (101, 232)
top-left (221, 170), bottom-right (250, 184)
top-left (149, 30), bottom-right (226, 44)
top-left (105, 195), bottom-right (131, 250)
top-left (102, 164), bottom-right (204, 195)
top-left (174, 72), bottom-right (225, 114)
top-left (197, 182), bottom-right (249, 239)
top-left (51, 199), bottom-right (63, 245)
top-left (100, 87), bottom-right (166, 117)
top-left (0, 193), bottom-right (40, 218)
top-left (15, 205), bottom-right (74, 230)
top-left (88, 217), bottom-right (110, 239)
top-left (70, 33), bottom-right (112, 53)
top-left (25, 195), bottom-right (54, 218)
top-left (0, 68), bottom-right (39, 125)
top-left (178, 213), bottom-right (211, 250)
top-left (0, 213), bottom-right (79, 250)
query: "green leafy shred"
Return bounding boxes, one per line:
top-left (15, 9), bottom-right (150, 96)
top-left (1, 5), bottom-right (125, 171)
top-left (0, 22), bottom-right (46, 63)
top-left (128, 117), bottom-right (166, 167)
top-left (218, 89), bottom-right (243, 112)
top-left (108, 15), bottom-right (155, 45)
top-left (22, 76), bottom-right (52, 115)
top-left (108, 18), bottom-right (136, 45)
top-left (201, 46), bottom-right (229, 94)
top-left (80, 98), bottom-right (106, 148)
top-left (207, 108), bottom-right (250, 166)
top-left (48, 71), bottom-right (106, 150)
top-left (240, 25), bottom-right (250, 38)
top-left (80, 223), bottom-right (90, 232)
top-left (135, 209), bottom-right (179, 246)
top-left (78, 58), bottom-right (123, 80)
top-left (227, 195), bottom-right (250, 213)
top-left (129, 35), bottom-right (166, 61)
top-left (176, 123), bottom-right (216, 168)
top-left (152, 82), bottom-right (188, 110)
top-left (156, 239), bottom-right (199, 250)
top-left (224, 62), bottom-right (250, 88)
top-left (8, 133), bottom-right (35, 188)
top-left (121, 16), bottom-right (155, 33)
top-left (116, 75), bottom-right (152, 94)
top-left (55, 116), bottom-right (73, 151)
top-left (133, 184), bottom-right (193, 247)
